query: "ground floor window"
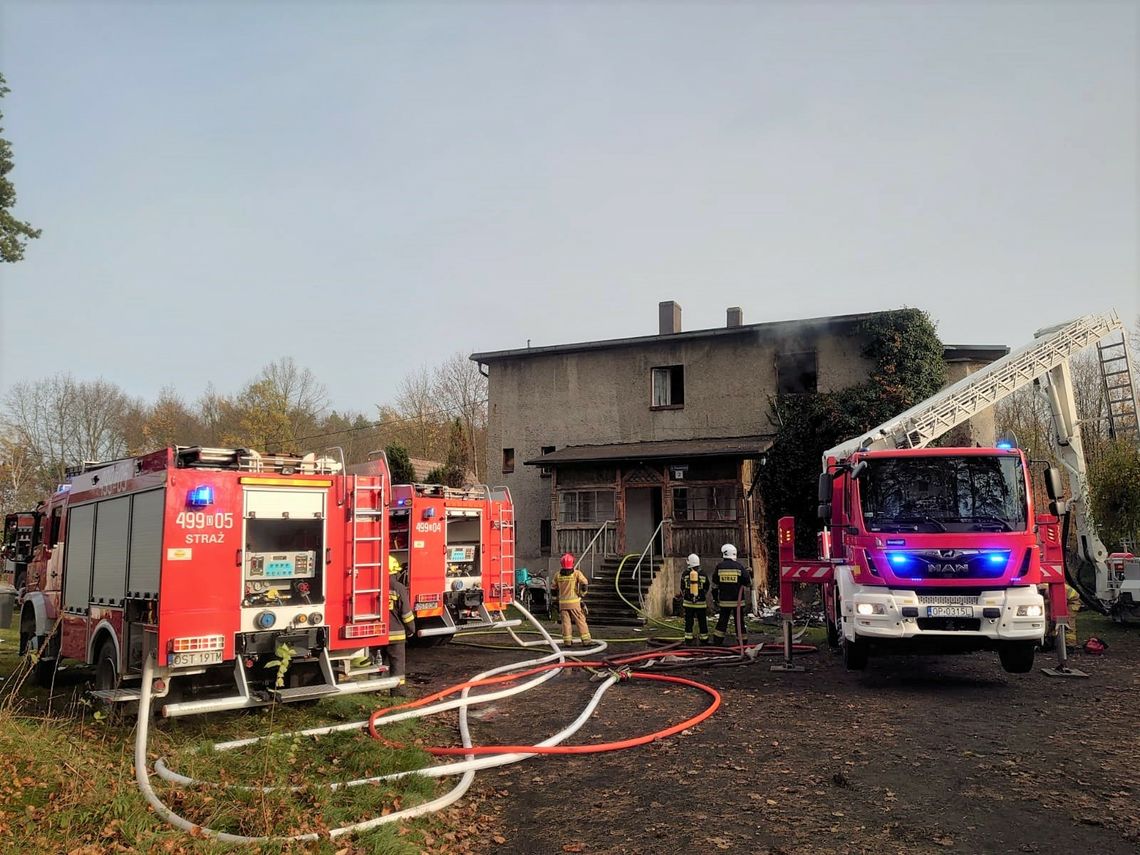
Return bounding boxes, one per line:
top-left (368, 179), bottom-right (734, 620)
top-left (672, 485), bottom-right (738, 521)
top-left (558, 490), bottom-right (616, 523)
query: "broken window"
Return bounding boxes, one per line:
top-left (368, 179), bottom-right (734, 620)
top-left (776, 351), bottom-right (818, 394)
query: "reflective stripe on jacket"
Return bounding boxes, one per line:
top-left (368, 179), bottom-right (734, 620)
top-left (712, 559), bottom-right (752, 607)
top-left (681, 567), bottom-right (709, 608)
top-left (556, 569), bottom-right (588, 607)
top-left (389, 578), bottom-right (414, 637)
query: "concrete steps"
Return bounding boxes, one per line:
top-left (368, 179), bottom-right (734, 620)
top-left (581, 557), bottom-right (663, 627)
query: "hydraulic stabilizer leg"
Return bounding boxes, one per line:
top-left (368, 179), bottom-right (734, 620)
top-left (1041, 615), bottom-right (1088, 678)
top-left (770, 613), bottom-right (805, 672)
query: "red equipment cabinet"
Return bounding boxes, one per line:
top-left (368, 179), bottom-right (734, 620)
top-left (384, 482), bottom-right (516, 642)
top-left (17, 446), bottom-right (400, 716)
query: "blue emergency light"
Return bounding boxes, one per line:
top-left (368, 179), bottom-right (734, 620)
top-left (187, 486), bottom-right (214, 507)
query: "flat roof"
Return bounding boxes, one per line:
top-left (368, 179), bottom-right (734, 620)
top-left (942, 344), bottom-right (1011, 362)
top-left (525, 435), bottom-right (773, 466)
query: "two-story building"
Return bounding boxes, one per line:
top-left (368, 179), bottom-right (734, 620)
top-left (471, 302), bottom-right (1006, 599)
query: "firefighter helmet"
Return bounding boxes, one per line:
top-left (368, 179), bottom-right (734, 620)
top-left (388, 554), bottom-right (402, 574)
top-left (560, 552), bottom-right (575, 570)
top-left (686, 553), bottom-right (701, 568)
top-left (721, 543), bottom-right (738, 560)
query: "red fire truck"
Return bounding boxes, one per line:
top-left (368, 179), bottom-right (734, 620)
top-left (351, 468), bottom-right (516, 643)
top-left (775, 312), bottom-right (1137, 675)
top-left (17, 446), bottom-right (401, 715)
top-left (3, 511), bottom-right (39, 590)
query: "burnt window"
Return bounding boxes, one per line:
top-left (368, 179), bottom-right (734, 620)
top-left (540, 446), bottom-right (555, 478)
top-left (651, 365), bottom-right (685, 408)
top-left (776, 351), bottom-right (818, 394)
top-left (502, 448), bottom-right (515, 474)
top-left (539, 519), bottom-right (552, 556)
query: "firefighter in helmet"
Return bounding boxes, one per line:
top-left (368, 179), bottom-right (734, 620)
top-left (555, 552), bottom-right (592, 646)
top-left (680, 553), bottom-right (710, 645)
top-left (711, 542), bottom-right (752, 645)
top-left (387, 553), bottom-right (415, 694)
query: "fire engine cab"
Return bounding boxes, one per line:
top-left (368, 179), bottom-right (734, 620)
top-left (18, 446), bottom-right (401, 715)
top-left (356, 471), bottom-right (516, 643)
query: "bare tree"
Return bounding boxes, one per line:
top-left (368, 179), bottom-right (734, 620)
top-left (393, 366), bottom-right (447, 459)
top-left (1, 373), bottom-right (132, 495)
top-left (0, 430), bottom-right (41, 515)
top-left (432, 353), bottom-right (488, 481)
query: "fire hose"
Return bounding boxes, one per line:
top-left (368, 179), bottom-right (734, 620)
top-left (132, 602), bottom-right (731, 844)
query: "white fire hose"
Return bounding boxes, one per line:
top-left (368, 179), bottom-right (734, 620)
top-left (134, 603), bottom-right (609, 844)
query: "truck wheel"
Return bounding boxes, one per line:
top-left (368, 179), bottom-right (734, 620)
top-left (998, 641), bottom-right (1035, 674)
top-left (94, 638), bottom-right (119, 693)
top-left (32, 630), bottom-right (60, 688)
top-left (842, 635), bottom-right (869, 671)
top-left (826, 591), bottom-right (841, 650)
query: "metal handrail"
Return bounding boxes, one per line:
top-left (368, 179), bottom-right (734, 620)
top-left (573, 519), bottom-right (615, 580)
top-left (631, 520), bottom-right (665, 608)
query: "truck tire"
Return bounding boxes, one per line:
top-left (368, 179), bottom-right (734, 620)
top-left (998, 641), bottom-right (1035, 674)
top-left (826, 590), bottom-right (841, 650)
top-left (32, 630), bottom-right (60, 688)
top-left (842, 634), bottom-right (869, 671)
top-left (94, 638), bottom-right (119, 693)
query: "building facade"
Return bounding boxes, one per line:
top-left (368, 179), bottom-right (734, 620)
top-left (471, 303), bottom-right (1006, 589)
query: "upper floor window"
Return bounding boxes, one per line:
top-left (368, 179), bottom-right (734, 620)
top-left (777, 351), bottom-right (818, 394)
top-left (502, 448), bottom-right (515, 473)
top-left (651, 365), bottom-right (685, 409)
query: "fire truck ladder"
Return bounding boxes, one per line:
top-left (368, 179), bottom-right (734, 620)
top-left (349, 477), bottom-right (387, 623)
top-left (458, 487), bottom-right (522, 633)
top-left (1096, 333), bottom-right (1140, 441)
top-left (826, 311), bottom-right (1129, 460)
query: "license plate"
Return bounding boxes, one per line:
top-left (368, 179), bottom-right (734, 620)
top-left (170, 650), bottom-right (223, 667)
top-left (927, 605), bottom-right (973, 618)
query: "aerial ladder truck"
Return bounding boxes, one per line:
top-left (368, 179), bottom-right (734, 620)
top-left (776, 310), bottom-right (1139, 675)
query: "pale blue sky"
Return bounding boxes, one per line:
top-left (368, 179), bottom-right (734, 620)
top-left (1, 1), bottom-right (1136, 411)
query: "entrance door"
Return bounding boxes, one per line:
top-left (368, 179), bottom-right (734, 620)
top-left (625, 487), bottom-right (663, 554)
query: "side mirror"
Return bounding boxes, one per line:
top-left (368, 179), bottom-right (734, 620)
top-left (818, 472), bottom-right (833, 503)
top-left (1049, 499), bottom-right (1068, 517)
top-left (817, 502), bottom-right (832, 521)
top-left (1044, 466), bottom-right (1063, 501)
top-left (850, 460), bottom-right (867, 480)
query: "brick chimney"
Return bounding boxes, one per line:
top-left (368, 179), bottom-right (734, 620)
top-left (659, 301), bottom-right (682, 335)
top-left (727, 307), bottom-right (743, 327)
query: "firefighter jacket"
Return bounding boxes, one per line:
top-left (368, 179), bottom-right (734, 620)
top-left (388, 577), bottom-right (415, 642)
top-left (556, 568), bottom-right (589, 609)
top-left (712, 559), bottom-right (752, 608)
top-left (681, 567), bottom-right (710, 608)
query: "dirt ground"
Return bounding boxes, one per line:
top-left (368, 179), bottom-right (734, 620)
top-left (407, 619), bottom-right (1140, 855)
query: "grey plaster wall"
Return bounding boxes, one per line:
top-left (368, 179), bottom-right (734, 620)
top-left (483, 326), bottom-right (876, 568)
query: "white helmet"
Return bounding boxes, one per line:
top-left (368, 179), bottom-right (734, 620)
top-left (721, 543), bottom-right (737, 560)
top-left (686, 553), bottom-right (700, 568)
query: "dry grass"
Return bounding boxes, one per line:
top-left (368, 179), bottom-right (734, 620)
top-left (0, 625), bottom-right (494, 854)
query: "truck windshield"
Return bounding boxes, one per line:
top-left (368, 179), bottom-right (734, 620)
top-left (859, 455), bottom-right (1028, 533)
